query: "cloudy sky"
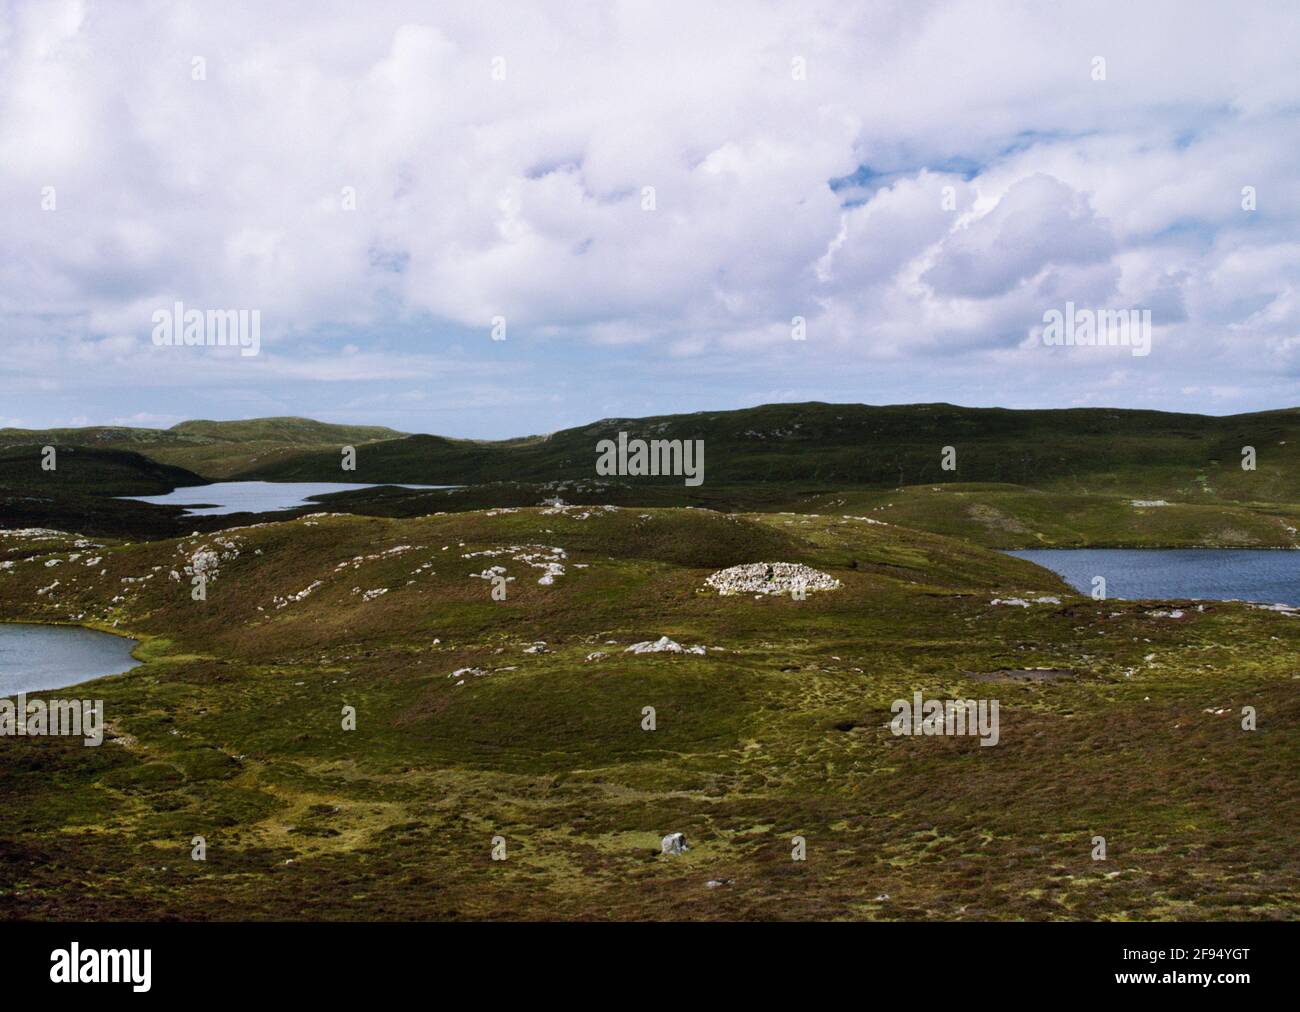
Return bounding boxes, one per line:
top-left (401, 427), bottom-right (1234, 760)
top-left (1, 0), bottom-right (1296, 437)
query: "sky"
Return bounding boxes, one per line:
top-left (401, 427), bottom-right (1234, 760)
top-left (0, 0), bottom-right (1297, 439)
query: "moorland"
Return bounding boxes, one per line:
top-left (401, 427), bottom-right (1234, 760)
top-left (1, 402), bottom-right (1297, 920)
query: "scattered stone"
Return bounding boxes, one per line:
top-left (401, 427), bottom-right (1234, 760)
top-left (1250, 602), bottom-right (1299, 616)
top-left (967, 667), bottom-right (1078, 683)
top-left (464, 544), bottom-right (567, 583)
top-left (541, 503), bottom-right (618, 520)
top-left (626, 636), bottom-right (705, 655)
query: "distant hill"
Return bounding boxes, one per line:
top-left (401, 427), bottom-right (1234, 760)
top-left (168, 417), bottom-right (405, 444)
top-left (3, 403), bottom-right (1298, 546)
top-left (230, 402), bottom-right (1300, 504)
top-left (3, 402), bottom-right (1298, 508)
top-left (0, 417), bottom-right (407, 480)
top-left (0, 445), bottom-right (206, 496)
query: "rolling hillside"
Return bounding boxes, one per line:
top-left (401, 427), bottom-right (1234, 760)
top-left (2, 403), bottom-right (1298, 546)
top-left (230, 403), bottom-right (1300, 504)
top-left (0, 445), bottom-right (205, 496)
top-left (2, 506), bottom-right (1295, 920)
top-left (0, 418), bottom-right (407, 480)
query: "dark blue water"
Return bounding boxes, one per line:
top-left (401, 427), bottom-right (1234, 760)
top-left (0, 623), bottom-right (142, 695)
top-left (1008, 549), bottom-right (1300, 606)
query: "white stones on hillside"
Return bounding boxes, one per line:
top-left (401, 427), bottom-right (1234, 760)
top-left (274, 580), bottom-right (322, 609)
top-left (1130, 499), bottom-right (1169, 507)
top-left (409, 559), bottom-right (436, 578)
top-left (447, 664), bottom-right (518, 687)
top-left (661, 832), bottom-right (689, 855)
top-left (0, 528), bottom-right (98, 548)
top-left (704, 562), bottom-right (841, 597)
top-left (464, 544), bottom-right (567, 584)
top-left (990, 595), bottom-right (1061, 607)
top-left (534, 561), bottom-right (565, 585)
top-left (541, 503), bottom-right (618, 520)
top-left (334, 545), bottom-right (417, 572)
top-left (537, 479), bottom-right (619, 499)
top-left (177, 535), bottom-right (243, 584)
top-left (625, 636), bottom-right (706, 655)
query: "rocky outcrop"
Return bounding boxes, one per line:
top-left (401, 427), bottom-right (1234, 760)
top-left (704, 562), bottom-right (841, 596)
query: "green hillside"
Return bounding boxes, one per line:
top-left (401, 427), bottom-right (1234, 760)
top-left (168, 417), bottom-right (405, 444)
top-left (233, 403), bottom-right (1300, 504)
top-left (2, 507), bottom-right (1294, 920)
top-left (2, 402), bottom-right (1298, 547)
top-left (0, 445), bottom-right (205, 496)
top-left (0, 417), bottom-right (406, 480)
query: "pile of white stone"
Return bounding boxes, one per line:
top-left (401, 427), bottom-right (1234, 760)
top-left (624, 636), bottom-right (706, 655)
top-left (704, 562), bottom-right (841, 597)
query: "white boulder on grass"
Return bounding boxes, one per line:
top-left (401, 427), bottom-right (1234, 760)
top-left (625, 636), bottom-right (706, 655)
top-left (661, 832), bottom-right (689, 855)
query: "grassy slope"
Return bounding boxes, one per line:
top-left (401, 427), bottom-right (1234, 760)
top-left (0, 418), bottom-right (407, 480)
top-left (316, 478), bottom-right (1300, 550)
top-left (1, 508), bottom-right (1295, 921)
top-left (0, 445), bottom-right (206, 497)
top-left (230, 402), bottom-right (1300, 501)
top-left (3, 403), bottom-right (1298, 548)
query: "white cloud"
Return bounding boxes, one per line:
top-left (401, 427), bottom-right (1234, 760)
top-left (0, 0), bottom-right (1297, 431)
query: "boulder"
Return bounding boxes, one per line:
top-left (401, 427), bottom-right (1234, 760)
top-left (661, 832), bottom-right (689, 855)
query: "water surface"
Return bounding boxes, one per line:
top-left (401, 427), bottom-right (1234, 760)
top-left (1008, 548), bottom-right (1300, 606)
top-left (0, 623), bottom-right (142, 695)
top-left (123, 480), bottom-right (452, 516)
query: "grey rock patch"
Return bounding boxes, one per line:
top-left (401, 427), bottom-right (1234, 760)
top-left (626, 636), bottom-right (705, 655)
top-left (705, 562), bottom-right (841, 596)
